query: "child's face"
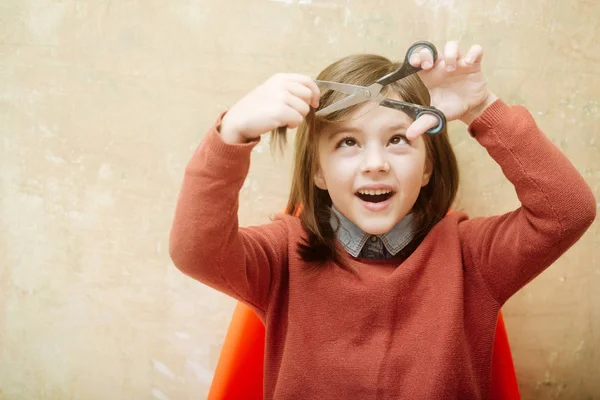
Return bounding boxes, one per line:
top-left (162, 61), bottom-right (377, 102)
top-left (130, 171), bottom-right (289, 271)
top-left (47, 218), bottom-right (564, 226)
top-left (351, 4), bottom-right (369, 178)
top-left (314, 96), bottom-right (432, 235)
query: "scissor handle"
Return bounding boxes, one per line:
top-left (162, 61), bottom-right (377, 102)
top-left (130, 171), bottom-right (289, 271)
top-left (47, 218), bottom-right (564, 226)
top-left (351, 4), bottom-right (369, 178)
top-left (416, 111), bottom-right (445, 134)
top-left (379, 99), bottom-right (445, 135)
top-left (375, 41), bottom-right (438, 87)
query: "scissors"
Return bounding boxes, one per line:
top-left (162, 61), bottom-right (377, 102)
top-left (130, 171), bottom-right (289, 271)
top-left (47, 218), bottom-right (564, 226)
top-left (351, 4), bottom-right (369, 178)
top-left (314, 41), bottom-right (445, 135)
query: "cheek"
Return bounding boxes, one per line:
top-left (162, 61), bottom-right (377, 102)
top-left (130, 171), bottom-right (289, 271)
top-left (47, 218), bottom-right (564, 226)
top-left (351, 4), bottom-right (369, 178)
top-left (391, 156), bottom-right (426, 186)
top-left (322, 156), bottom-right (357, 187)
top-left (323, 168), bottom-right (353, 194)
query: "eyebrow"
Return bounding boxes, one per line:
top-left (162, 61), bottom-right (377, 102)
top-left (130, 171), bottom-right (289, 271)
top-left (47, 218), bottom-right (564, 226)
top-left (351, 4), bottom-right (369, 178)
top-left (385, 124), bottom-right (409, 132)
top-left (326, 124), bottom-right (409, 140)
top-left (326, 126), bottom-right (361, 139)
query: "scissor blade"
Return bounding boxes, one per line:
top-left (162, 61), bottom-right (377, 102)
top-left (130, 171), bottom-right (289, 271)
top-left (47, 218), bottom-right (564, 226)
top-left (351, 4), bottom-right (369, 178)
top-left (314, 80), bottom-right (365, 95)
top-left (315, 94), bottom-right (369, 116)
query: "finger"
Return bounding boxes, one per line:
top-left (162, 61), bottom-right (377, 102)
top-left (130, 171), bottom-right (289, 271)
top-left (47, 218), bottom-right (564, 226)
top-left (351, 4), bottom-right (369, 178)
top-left (284, 92), bottom-right (310, 118)
top-left (283, 109), bottom-right (305, 129)
top-left (443, 41), bottom-right (461, 72)
top-left (461, 44), bottom-right (484, 66)
top-left (418, 47), bottom-right (435, 70)
top-left (406, 114), bottom-right (440, 140)
top-left (287, 82), bottom-right (314, 108)
top-left (287, 73), bottom-right (321, 108)
top-left (409, 51), bottom-right (421, 68)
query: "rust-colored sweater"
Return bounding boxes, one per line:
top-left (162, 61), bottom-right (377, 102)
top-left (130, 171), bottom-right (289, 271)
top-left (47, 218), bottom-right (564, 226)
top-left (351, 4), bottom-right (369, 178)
top-left (169, 100), bottom-right (596, 399)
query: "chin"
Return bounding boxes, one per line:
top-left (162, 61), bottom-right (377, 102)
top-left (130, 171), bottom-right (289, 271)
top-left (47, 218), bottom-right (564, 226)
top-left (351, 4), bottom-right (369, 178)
top-left (353, 208), bottom-right (410, 235)
top-left (357, 220), bottom-right (396, 235)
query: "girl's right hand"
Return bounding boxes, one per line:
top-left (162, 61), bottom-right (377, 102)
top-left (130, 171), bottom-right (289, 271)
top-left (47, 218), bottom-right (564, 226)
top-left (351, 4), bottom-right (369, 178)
top-left (220, 73), bottom-right (321, 144)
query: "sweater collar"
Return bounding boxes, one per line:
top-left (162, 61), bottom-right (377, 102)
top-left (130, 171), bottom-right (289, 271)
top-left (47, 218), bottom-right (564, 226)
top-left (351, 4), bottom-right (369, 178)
top-left (330, 206), bottom-right (415, 258)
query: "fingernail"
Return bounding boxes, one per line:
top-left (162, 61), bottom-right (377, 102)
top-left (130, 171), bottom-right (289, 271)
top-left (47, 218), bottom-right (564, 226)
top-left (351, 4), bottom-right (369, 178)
top-left (423, 61), bottom-right (432, 69)
top-left (446, 64), bottom-right (456, 72)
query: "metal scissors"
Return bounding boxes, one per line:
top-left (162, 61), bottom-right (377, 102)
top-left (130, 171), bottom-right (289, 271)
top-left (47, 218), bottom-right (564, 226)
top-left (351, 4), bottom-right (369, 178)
top-left (315, 41), bottom-right (445, 134)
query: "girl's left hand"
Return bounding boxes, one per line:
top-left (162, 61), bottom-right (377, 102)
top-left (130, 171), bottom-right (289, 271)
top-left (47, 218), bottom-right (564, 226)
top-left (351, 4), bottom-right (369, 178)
top-left (406, 41), bottom-right (497, 140)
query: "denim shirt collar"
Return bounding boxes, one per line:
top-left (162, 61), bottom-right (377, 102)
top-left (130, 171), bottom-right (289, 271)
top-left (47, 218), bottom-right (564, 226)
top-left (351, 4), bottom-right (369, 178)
top-left (330, 206), bottom-right (415, 258)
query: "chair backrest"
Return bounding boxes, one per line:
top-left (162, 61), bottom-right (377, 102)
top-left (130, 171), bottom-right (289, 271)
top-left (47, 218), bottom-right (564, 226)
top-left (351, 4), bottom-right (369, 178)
top-left (208, 302), bottom-right (520, 400)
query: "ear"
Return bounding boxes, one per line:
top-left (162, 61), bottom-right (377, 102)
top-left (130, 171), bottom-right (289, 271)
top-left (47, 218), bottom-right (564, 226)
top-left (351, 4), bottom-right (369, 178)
top-left (421, 157), bottom-right (433, 187)
top-left (314, 168), bottom-right (328, 190)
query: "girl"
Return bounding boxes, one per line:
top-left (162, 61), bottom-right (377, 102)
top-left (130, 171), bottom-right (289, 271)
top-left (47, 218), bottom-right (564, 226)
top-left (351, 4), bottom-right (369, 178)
top-left (169, 42), bottom-right (596, 399)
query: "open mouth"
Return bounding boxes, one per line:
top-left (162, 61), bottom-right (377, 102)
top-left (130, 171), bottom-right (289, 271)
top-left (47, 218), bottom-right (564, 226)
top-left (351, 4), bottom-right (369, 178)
top-left (355, 190), bottom-right (395, 203)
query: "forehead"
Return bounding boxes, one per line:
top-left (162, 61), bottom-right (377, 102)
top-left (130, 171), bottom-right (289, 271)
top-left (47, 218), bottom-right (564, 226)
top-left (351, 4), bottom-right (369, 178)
top-left (321, 95), bottom-right (413, 137)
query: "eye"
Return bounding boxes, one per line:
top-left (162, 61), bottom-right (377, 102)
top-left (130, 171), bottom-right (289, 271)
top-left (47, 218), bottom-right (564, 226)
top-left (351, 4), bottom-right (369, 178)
top-left (337, 136), bottom-right (357, 148)
top-left (389, 135), bottom-right (409, 145)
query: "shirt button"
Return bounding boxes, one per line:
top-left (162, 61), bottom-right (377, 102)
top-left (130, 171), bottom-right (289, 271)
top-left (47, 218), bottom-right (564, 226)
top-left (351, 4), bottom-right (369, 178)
top-left (370, 235), bottom-right (378, 242)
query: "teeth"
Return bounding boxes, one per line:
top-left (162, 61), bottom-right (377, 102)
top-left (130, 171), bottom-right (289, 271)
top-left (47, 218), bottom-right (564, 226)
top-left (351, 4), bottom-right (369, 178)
top-left (358, 189), bottom-right (392, 196)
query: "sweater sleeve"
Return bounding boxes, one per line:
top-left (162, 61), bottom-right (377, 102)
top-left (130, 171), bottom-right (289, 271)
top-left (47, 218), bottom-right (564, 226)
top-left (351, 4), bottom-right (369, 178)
top-left (169, 114), bottom-right (289, 314)
top-left (458, 99), bottom-right (596, 306)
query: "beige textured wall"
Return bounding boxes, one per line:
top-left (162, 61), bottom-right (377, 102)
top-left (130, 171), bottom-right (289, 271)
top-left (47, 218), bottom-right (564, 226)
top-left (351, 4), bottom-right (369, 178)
top-left (1, 0), bottom-right (598, 399)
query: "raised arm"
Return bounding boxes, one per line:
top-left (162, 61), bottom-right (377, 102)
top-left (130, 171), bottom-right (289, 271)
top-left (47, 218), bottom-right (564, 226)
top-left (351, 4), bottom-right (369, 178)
top-left (459, 100), bottom-right (596, 305)
top-left (169, 73), bottom-right (320, 313)
top-left (169, 119), bottom-right (289, 313)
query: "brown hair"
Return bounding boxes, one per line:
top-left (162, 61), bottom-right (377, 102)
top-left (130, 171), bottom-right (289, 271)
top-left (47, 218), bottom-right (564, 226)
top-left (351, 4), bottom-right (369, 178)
top-left (271, 54), bottom-right (459, 269)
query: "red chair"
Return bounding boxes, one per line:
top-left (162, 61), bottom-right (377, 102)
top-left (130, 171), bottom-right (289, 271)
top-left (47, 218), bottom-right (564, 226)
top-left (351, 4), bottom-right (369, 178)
top-left (208, 302), bottom-right (520, 400)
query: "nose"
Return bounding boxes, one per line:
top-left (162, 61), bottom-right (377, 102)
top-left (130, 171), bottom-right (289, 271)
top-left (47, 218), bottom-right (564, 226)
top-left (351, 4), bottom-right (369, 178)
top-left (360, 145), bottom-right (390, 174)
